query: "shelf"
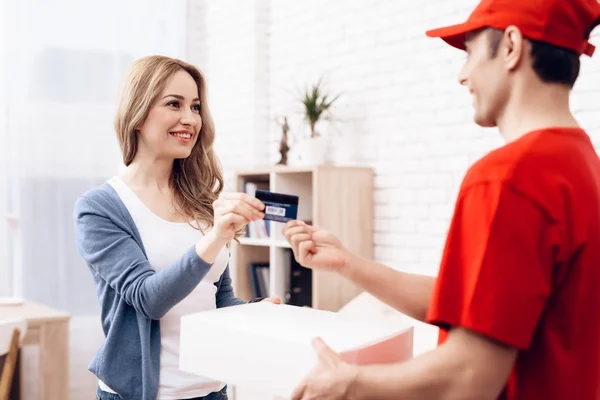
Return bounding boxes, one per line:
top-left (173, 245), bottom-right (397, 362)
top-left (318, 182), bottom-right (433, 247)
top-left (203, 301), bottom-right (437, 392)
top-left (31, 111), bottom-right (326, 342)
top-left (234, 164), bottom-right (374, 178)
top-left (273, 240), bottom-right (291, 248)
top-left (238, 238), bottom-right (270, 247)
top-left (234, 165), bottom-right (315, 177)
top-left (237, 237), bottom-right (292, 248)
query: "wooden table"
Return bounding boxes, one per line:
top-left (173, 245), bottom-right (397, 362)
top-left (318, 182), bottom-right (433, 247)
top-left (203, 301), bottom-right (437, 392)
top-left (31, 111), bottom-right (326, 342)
top-left (0, 300), bottom-right (70, 400)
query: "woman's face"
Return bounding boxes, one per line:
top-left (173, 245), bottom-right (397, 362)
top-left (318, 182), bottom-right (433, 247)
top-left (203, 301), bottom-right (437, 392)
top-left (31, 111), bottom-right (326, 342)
top-left (136, 70), bottom-right (202, 161)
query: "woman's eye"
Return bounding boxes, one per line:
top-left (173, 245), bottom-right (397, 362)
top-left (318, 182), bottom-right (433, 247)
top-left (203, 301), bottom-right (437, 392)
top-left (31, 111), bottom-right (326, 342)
top-left (167, 100), bottom-right (180, 108)
top-left (192, 104), bottom-right (201, 112)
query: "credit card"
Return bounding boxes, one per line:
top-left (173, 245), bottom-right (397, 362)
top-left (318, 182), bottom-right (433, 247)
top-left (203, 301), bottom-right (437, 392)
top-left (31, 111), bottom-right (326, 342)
top-left (255, 189), bottom-right (299, 222)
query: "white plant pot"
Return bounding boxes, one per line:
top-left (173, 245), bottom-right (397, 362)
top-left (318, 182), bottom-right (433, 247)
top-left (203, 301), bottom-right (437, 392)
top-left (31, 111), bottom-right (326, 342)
top-left (289, 136), bottom-right (329, 166)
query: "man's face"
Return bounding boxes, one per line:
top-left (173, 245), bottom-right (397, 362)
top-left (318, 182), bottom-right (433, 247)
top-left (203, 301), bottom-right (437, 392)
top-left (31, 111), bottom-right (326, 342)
top-left (457, 29), bottom-right (511, 128)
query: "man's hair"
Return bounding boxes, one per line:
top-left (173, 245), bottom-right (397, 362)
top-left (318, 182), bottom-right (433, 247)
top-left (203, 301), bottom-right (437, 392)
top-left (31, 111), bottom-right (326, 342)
top-left (487, 28), bottom-right (581, 88)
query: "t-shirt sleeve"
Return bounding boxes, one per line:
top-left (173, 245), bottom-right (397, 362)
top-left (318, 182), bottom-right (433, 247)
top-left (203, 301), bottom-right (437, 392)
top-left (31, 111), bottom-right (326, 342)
top-left (426, 182), bottom-right (556, 350)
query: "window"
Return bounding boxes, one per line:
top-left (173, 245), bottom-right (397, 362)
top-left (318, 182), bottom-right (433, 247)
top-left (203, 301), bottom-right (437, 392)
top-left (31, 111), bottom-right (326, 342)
top-left (0, 0), bottom-right (188, 310)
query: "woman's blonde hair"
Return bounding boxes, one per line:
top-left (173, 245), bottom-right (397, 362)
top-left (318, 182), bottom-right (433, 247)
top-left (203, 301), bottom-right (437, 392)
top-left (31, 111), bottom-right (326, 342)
top-left (114, 55), bottom-right (223, 231)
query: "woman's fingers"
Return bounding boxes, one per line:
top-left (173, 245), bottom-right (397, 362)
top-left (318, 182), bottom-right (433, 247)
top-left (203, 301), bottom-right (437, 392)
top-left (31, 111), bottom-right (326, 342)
top-left (221, 213), bottom-right (250, 228)
top-left (218, 192), bottom-right (265, 212)
top-left (219, 201), bottom-right (264, 221)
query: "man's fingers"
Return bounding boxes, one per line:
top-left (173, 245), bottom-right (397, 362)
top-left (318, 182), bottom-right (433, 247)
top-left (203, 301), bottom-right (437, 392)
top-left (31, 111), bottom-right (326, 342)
top-left (290, 233), bottom-right (311, 265)
top-left (312, 229), bottom-right (340, 247)
top-left (290, 233), bottom-right (311, 250)
top-left (312, 337), bottom-right (341, 367)
top-left (283, 220), bottom-right (305, 236)
top-left (284, 226), bottom-right (311, 242)
top-left (298, 240), bottom-right (315, 265)
top-left (290, 379), bottom-right (307, 400)
top-left (285, 224), bottom-right (318, 241)
top-left (305, 224), bottom-right (317, 233)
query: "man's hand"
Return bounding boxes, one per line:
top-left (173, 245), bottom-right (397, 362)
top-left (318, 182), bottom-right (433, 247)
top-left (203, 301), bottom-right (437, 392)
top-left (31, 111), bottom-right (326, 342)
top-left (327, 327), bottom-right (518, 400)
top-left (282, 220), bottom-right (350, 272)
top-left (291, 338), bottom-right (359, 400)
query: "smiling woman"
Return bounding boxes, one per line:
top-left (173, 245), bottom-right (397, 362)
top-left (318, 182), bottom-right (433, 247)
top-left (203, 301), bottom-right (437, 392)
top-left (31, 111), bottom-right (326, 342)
top-left (114, 56), bottom-right (220, 228)
top-left (73, 56), bottom-right (277, 400)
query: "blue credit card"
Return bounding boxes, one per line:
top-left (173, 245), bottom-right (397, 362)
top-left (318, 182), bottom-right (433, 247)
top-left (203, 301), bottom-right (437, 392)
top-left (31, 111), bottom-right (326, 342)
top-left (255, 189), bottom-right (299, 222)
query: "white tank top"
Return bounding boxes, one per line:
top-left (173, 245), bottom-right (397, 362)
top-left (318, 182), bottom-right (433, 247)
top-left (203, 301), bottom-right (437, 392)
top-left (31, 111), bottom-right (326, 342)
top-left (99, 176), bottom-right (229, 399)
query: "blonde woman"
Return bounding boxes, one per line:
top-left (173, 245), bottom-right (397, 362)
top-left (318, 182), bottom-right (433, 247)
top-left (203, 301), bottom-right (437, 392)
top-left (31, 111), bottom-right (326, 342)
top-left (74, 55), bottom-right (278, 400)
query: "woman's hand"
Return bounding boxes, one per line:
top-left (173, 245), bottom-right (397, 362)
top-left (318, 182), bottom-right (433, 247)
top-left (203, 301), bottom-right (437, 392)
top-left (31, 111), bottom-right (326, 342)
top-left (261, 296), bottom-right (281, 304)
top-left (196, 192), bottom-right (264, 263)
top-left (212, 192), bottom-right (265, 242)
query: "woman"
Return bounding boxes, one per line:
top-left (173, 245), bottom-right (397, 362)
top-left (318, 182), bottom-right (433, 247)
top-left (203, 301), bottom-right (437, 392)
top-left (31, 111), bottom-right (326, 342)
top-left (74, 55), bottom-right (278, 400)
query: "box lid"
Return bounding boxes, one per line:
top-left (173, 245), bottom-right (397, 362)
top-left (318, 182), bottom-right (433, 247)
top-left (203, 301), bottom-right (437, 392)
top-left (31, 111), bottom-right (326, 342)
top-left (182, 302), bottom-right (411, 352)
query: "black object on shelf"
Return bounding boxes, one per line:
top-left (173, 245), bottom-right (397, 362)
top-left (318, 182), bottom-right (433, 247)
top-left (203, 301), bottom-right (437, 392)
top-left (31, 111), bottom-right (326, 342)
top-left (286, 249), bottom-right (312, 307)
top-left (248, 262), bottom-right (270, 298)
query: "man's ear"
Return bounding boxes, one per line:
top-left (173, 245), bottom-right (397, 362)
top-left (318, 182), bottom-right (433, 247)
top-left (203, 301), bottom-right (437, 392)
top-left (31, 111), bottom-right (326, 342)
top-left (503, 25), bottom-right (525, 71)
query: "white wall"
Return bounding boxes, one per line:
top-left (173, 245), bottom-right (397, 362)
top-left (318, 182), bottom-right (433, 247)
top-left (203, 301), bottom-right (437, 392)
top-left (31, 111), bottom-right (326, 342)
top-left (187, 0), bottom-right (271, 188)
top-left (187, 0), bottom-right (600, 354)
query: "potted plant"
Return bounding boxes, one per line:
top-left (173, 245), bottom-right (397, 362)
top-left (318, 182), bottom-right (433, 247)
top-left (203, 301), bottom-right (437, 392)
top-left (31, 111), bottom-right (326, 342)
top-left (290, 78), bottom-right (341, 165)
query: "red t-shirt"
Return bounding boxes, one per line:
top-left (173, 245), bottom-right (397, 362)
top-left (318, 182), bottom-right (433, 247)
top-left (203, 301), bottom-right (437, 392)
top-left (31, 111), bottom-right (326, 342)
top-left (426, 127), bottom-right (600, 399)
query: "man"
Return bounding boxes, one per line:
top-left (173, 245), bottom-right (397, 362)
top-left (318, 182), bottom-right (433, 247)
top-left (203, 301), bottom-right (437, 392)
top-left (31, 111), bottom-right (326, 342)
top-left (282, 0), bottom-right (600, 399)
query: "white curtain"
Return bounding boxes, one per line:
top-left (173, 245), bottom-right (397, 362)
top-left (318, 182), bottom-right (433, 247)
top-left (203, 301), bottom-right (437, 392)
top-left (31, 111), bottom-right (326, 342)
top-left (2, 0), bottom-right (188, 310)
top-left (1, 0), bottom-right (190, 396)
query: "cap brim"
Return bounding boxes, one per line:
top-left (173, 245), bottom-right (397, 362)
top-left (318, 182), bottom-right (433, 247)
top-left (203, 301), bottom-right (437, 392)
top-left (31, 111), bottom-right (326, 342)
top-left (426, 21), bottom-right (486, 52)
top-left (582, 42), bottom-right (596, 57)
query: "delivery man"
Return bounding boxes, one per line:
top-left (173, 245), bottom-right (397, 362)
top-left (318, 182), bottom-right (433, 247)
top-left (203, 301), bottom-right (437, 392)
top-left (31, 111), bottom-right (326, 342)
top-left (282, 0), bottom-right (600, 399)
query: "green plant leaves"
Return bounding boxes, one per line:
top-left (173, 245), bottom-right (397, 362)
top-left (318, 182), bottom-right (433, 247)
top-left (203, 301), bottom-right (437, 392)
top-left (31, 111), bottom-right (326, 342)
top-left (299, 78), bottom-right (341, 137)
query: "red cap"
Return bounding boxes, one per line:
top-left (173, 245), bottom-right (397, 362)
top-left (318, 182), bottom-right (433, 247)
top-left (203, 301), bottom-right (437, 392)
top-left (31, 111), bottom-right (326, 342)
top-left (426, 0), bottom-right (600, 57)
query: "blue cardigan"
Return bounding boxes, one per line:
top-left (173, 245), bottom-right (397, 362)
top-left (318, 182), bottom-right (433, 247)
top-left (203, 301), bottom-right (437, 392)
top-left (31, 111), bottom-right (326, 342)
top-left (73, 182), bottom-right (245, 400)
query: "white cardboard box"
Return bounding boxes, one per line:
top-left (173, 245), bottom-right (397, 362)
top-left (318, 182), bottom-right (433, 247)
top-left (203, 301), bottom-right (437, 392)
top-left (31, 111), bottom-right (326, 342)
top-left (179, 302), bottom-right (414, 399)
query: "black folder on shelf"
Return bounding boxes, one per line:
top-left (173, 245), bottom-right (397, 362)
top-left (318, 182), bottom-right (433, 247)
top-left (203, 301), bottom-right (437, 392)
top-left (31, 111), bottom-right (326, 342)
top-left (286, 249), bottom-right (312, 307)
top-left (248, 262), bottom-right (270, 298)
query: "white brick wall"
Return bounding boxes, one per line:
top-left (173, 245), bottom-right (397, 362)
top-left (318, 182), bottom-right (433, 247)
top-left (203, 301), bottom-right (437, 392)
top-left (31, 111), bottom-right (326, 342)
top-left (186, 0), bottom-right (270, 189)
top-left (187, 0), bottom-right (600, 353)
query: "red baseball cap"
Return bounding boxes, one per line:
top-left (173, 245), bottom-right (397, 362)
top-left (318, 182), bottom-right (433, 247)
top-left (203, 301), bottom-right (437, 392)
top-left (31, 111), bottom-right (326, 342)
top-left (426, 0), bottom-right (600, 57)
